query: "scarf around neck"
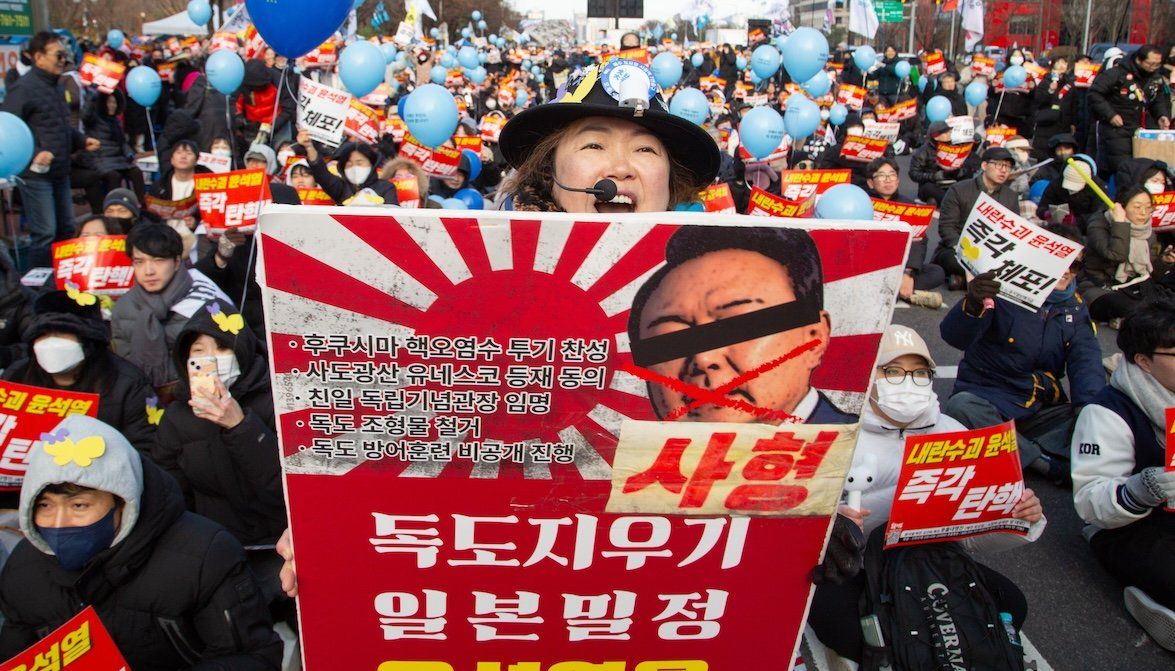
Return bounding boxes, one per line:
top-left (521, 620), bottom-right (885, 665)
top-left (1111, 361), bottom-right (1174, 446)
top-left (124, 267), bottom-right (195, 387)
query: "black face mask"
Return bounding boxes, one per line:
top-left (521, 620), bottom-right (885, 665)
top-left (104, 216), bottom-right (134, 234)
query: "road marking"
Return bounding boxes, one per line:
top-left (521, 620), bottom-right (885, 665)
top-left (936, 365), bottom-right (957, 379)
top-left (1022, 632), bottom-right (1054, 671)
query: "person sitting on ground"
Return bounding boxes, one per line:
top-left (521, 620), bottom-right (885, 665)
top-left (1071, 301), bottom-right (1175, 652)
top-left (1079, 186), bottom-right (1175, 324)
top-left (1030, 132), bottom-right (1079, 186)
top-left (111, 224), bottom-right (232, 392)
top-left (908, 120), bottom-right (978, 206)
top-left (1036, 154), bottom-right (1109, 231)
top-left (101, 188), bottom-right (140, 235)
top-left (0, 414), bottom-right (282, 668)
top-left (808, 325), bottom-right (1045, 665)
top-left (941, 224), bottom-right (1104, 483)
top-left (933, 147), bottom-right (1022, 289)
top-left (863, 157), bottom-right (944, 307)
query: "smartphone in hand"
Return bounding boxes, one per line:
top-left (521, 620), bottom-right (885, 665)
top-left (188, 356), bottom-right (219, 399)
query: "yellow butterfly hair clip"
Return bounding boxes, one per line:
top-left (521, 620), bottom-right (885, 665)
top-left (206, 302), bottom-right (244, 335)
top-left (41, 429), bottom-right (105, 468)
top-left (145, 396), bottom-right (164, 426)
top-left (65, 281), bottom-right (97, 307)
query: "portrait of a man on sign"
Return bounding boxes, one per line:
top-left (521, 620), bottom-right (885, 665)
top-left (627, 226), bottom-right (858, 425)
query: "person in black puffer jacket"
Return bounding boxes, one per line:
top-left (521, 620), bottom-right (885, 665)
top-left (1089, 45), bottom-right (1173, 178)
top-left (0, 414), bottom-right (281, 670)
top-left (82, 89), bottom-right (146, 201)
top-left (151, 301), bottom-right (285, 551)
top-left (3, 290), bottom-right (157, 456)
top-left (0, 250), bottom-right (33, 371)
top-left (297, 133), bottom-right (399, 205)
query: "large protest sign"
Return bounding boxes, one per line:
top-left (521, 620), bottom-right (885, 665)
top-left (872, 199), bottom-right (936, 241)
top-left (778, 169), bottom-right (851, 203)
top-left (885, 421), bottom-right (1029, 548)
top-left (195, 169), bottom-right (272, 232)
top-left (298, 78), bottom-right (351, 146)
top-left (956, 193), bottom-right (1084, 310)
top-left (51, 236), bottom-right (134, 295)
top-left (746, 187), bottom-right (816, 217)
top-left (257, 208), bottom-right (911, 670)
top-left (0, 380), bottom-right (99, 490)
top-left (0, 606), bottom-right (127, 671)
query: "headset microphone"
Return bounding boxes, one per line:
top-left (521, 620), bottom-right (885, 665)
top-left (551, 176), bottom-right (619, 203)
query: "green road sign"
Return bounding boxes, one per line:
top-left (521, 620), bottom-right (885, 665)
top-left (878, 0), bottom-right (904, 23)
top-left (0, 0), bottom-right (31, 36)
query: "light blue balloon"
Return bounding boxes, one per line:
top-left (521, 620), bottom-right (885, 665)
top-left (782, 27), bottom-right (828, 83)
top-left (784, 94), bottom-right (820, 139)
top-left (774, 35), bottom-right (788, 51)
top-left (478, 20), bottom-right (487, 30)
top-left (515, 87), bottom-right (528, 107)
top-left (430, 27), bottom-right (439, 38)
top-left (1002, 64), bottom-right (1027, 89)
top-left (751, 45), bottom-right (781, 79)
top-left (853, 45), bottom-right (877, 72)
top-left (894, 60), bottom-right (911, 79)
top-left (461, 27), bottom-right (472, 38)
top-left (648, 45), bottom-right (658, 54)
top-left (389, 79), bottom-right (400, 93)
top-left (669, 87), bottom-right (709, 126)
top-left (750, 70), bottom-right (762, 85)
top-left (458, 46), bottom-right (479, 69)
top-left (106, 29), bottom-right (125, 50)
top-left (471, 9), bottom-right (482, 20)
top-left (816, 183), bottom-right (875, 220)
top-left (339, 41), bottom-right (385, 97)
top-left (651, 52), bottom-right (683, 89)
top-left (736, 55), bottom-right (746, 70)
top-left (691, 53), bottom-right (703, 68)
top-left (187, 0), bottom-right (212, 25)
top-left (454, 187), bottom-right (484, 209)
top-left (801, 70), bottom-right (830, 98)
top-left (206, 50), bottom-right (245, 95)
top-left (964, 81), bottom-right (988, 106)
top-left (518, 33), bottom-right (528, 43)
top-left (430, 65), bottom-right (448, 84)
top-left (671, 32), bottom-right (678, 40)
top-left (530, 65), bottom-right (540, 76)
top-left (394, 51), bottom-right (407, 64)
top-left (926, 95), bottom-right (952, 122)
top-left (917, 77), bottom-right (928, 92)
top-left (522, 59), bottom-right (532, 70)
top-left (126, 66), bottom-right (162, 107)
top-left (446, 44), bottom-right (457, 53)
top-left (489, 33), bottom-right (497, 42)
top-left (442, 197), bottom-right (468, 210)
top-left (380, 42), bottom-right (397, 64)
top-left (428, 194), bottom-right (445, 205)
top-left (740, 106), bottom-right (785, 159)
top-left (403, 84), bottom-right (459, 148)
top-left (478, 52), bottom-right (487, 64)
top-left (440, 53), bottom-right (455, 68)
top-left (829, 103), bottom-right (848, 126)
top-left (652, 25), bottom-right (664, 40)
top-left (0, 112), bottom-right (34, 178)
top-left (468, 66), bottom-right (487, 84)
top-left (675, 201), bottom-right (705, 212)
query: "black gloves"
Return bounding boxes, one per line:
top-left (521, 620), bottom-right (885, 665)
top-left (964, 271), bottom-right (1000, 316)
top-left (812, 514), bottom-right (865, 585)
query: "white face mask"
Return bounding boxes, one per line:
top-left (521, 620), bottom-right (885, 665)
top-left (345, 165), bottom-right (371, 186)
top-left (276, 150), bottom-right (294, 166)
top-left (1146, 180), bottom-right (1165, 194)
top-left (1009, 56), bottom-right (1024, 66)
top-left (212, 148), bottom-right (232, 158)
top-left (486, 98), bottom-right (498, 109)
top-left (34, 336), bottom-right (85, 375)
top-left (1012, 149), bottom-right (1029, 165)
top-left (874, 377), bottom-right (936, 424)
top-left (215, 353), bottom-right (242, 389)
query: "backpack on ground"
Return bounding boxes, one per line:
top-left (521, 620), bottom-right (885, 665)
top-left (858, 527), bottom-right (1026, 671)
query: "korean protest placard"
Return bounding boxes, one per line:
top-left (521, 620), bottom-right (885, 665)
top-left (197, 152), bottom-right (232, 174)
top-left (144, 194), bottom-right (199, 222)
top-left (257, 207), bottom-right (913, 670)
top-left (1150, 191), bottom-right (1175, 232)
top-left (298, 78), bottom-right (351, 147)
top-left (862, 121), bottom-right (901, 143)
top-left (946, 115), bottom-right (975, 145)
top-left (195, 168), bottom-right (272, 233)
top-left (1165, 408), bottom-right (1175, 513)
top-left (957, 193), bottom-right (1084, 310)
top-left (0, 606), bottom-right (127, 671)
top-left (872, 199), bottom-right (936, 241)
top-left (875, 98), bottom-right (917, 123)
top-left (0, 380), bottom-right (99, 490)
top-left (78, 54), bottom-right (124, 95)
top-left (885, 421), bottom-right (1029, 548)
top-left (840, 135), bottom-right (889, 163)
top-left (345, 99), bottom-right (382, 146)
top-left (778, 169), bottom-right (852, 203)
top-left (698, 183), bottom-right (736, 214)
top-left (398, 136), bottom-right (461, 177)
top-left (935, 142), bottom-right (972, 171)
top-left (836, 83), bottom-right (866, 111)
top-left (51, 236), bottom-right (134, 295)
top-left (746, 186), bottom-right (816, 218)
top-left (297, 188), bottom-right (335, 206)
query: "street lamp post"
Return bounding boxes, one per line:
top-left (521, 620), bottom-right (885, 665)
top-left (1082, 0), bottom-right (1092, 54)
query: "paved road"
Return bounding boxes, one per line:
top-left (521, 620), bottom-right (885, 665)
top-left (887, 155), bottom-right (1173, 670)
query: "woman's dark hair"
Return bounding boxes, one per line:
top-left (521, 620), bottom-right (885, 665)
top-left (24, 336), bottom-right (114, 394)
top-left (1118, 299), bottom-right (1175, 361)
top-left (126, 223), bottom-right (182, 260)
top-left (1115, 185), bottom-right (1152, 208)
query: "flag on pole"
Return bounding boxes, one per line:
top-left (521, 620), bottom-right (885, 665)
top-left (962, 0), bottom-right (984, 50)
top-left (822, 0), bottom-right (835, 34)
top-left (849, 0), bottom-right (880, 39)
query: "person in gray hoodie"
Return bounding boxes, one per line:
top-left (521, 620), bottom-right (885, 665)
top-left (0, 415), bottom-right (280, 670)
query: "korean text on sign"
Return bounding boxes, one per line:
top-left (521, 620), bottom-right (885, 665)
top-left (778, 169), bottom-right (852, 202)
top-left (0, 380), bottom-right (99, 490)
top-left (746, 187), bottom-right (815, 218)
top-left (840, 135), bottom-right (889, 163)
top-left (51, 235), bottom-right (134, 295)
top-left (872, 199), bottom-right (936, 241)
top-left (78, 54), bottom-right (124, 95)
top-left (195, 168), bottom-right (272, 232)
top-left (1151, 191), bottom-right (1175, 232)
top-left (298, 78), bottom-right (351, 146)
top-left (0, 606), bottom-right (128, 671)
top-left (698, 183), bottom-right (736, 214)
top-left (885, 421), bottom-right (1029, 548)
top-left (957, 193), bottom-right (1085, 310)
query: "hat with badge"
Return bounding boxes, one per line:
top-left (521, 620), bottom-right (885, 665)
top-left (499, 57), bottom-right (721, 185)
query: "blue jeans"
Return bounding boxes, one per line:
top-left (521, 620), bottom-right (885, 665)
top-left (17, 174), bottom-right (74, 270)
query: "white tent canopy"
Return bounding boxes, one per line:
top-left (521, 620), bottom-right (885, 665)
top-left (142, 6), bottom-right (221, 37)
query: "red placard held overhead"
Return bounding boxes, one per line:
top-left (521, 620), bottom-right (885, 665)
top-left (51, 236), bottom-right (135, 295)
top-left (0, 380), bottom-right (99, 491)
top-left (194, 169), bottom-right (272, 232)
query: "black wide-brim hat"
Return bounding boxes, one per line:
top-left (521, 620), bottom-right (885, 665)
top-left (499, 58), bottom-right (721, 186)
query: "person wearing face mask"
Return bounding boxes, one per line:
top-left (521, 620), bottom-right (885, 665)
top-left (3, 291), bottom-right (157, 461)
top-left (152, 301), bottom-right (285, 592)
top-left (1070, 301), bottom-right (1175, 652)
top-left (296, 131), bottom-right (398, 206)
top-left (1032, 57), bottom-right (1076, 156)
top-left (1089, 44), bottom-right (1172, 177)
top-left (1030, 132), bottom-right (1079, 185)
top-left (100, 188), bottom-right (140, 235)
top-left (987, 52), bottom-right (1037, 138)
top-left (1079, 186), bottom-right (1175, 323)
top-left (1115, 157), bottom-right (1174, 198)
top-left (908, 120), bottom-right (980, 207)
top-left (806, 325), bottom-right (1046, 665)
top-left (941, 223), bottom-right (1105, 484)
top-left (1002, 135), bottom-right (1035, 201)
top-left (0, 414), bottom-right (282, 669)
top-left (1036, 153), bottom-right (1109, 230)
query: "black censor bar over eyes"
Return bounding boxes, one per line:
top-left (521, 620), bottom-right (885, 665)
top-left (630, 298), bottom-right (822, 367)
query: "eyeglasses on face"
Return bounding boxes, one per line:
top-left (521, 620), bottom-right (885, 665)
top-left (878, 366), bottom-right (935, 386)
